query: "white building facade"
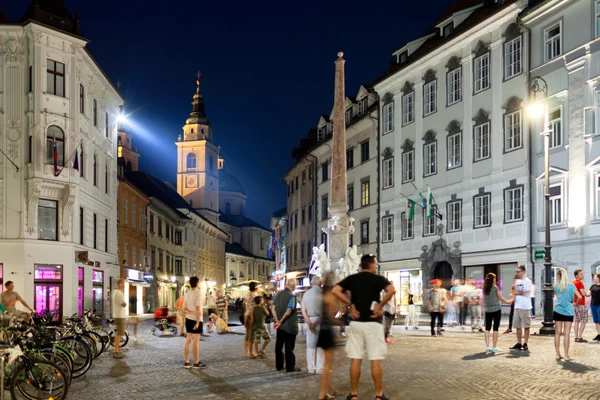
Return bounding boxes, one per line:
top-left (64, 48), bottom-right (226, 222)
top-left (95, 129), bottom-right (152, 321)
top-left (0, 12), bottom-right (123, 320)
top-left (375, 0), bottom-right (530, 313)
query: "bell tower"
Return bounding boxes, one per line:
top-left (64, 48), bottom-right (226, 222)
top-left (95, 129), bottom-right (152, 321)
top-left (175, 73), bottom-right (220, 224)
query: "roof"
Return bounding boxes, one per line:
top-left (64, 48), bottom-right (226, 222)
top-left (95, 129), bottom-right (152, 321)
top-left (373, 0), bottom-right (519, 87)
top-left (219, 213), bottom-right (270, 232)
top-left (19, 0), bottom-right (81, 36)
top-left (219, 169), bottom-right (246, 195)
top-left (272, 207), bottom-right (287, 218)
top-left (226, 242), bottom-right (274, 262)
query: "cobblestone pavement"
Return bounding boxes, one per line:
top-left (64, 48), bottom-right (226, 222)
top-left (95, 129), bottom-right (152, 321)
top-left (68, 320), bottom-right (600, 400)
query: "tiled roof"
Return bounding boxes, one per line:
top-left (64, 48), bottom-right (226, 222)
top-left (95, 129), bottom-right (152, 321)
top-left (226, 242), bottom-right (274, 262)
top-left (219, 213), bottom-right (270, 232)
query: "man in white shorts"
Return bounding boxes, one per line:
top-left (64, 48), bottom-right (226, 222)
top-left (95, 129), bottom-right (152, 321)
top-left (333, 255), bottom-right (396, 400)
top-left (510, 265), bottom-right (532, 352)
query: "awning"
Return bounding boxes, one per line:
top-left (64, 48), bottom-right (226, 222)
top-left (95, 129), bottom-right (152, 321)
top-left (127, 279), bottom-right (150, 287)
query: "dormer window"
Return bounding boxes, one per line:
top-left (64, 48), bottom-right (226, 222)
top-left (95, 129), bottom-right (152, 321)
top-left (345, 108), bottom-right (353, 123)
top-left (443, 22), bottom-right (453, 37)
top-left (317, 126), bottom-right (326, 141)
top-left (399, 51), bottom-right (408, 64)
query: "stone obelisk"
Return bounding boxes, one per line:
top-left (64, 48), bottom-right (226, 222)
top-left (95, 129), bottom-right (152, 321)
top-left (324, 52), bottom-right (354, 274)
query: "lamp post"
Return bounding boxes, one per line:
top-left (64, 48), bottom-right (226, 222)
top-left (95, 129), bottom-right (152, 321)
top-left (528, 76), bottom-right (554, 335)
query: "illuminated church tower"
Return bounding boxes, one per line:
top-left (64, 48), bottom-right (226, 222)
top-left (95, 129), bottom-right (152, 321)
top-left (176, 73), bottom-right (220, 224)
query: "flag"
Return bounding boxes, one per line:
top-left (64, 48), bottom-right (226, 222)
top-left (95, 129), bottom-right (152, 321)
top-left (53, 140), bottom-right (58, 176)
top-left (72, 149), bottom-right (79, 171)
top-left (411, 182), bottom-right (427, 209)
top-left (407, 199), bottom-right (416, 221)
top-left (428, 187), bottom-right (434, 219)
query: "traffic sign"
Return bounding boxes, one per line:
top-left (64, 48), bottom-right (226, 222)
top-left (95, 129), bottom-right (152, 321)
top-left (534, 250), bottom-right (545, 260)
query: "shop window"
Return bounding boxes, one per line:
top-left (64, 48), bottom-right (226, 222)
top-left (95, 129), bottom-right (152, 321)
top-left (92, 270), bottom-right (104, 316)
top-left (78, 267), bottom-right (84, 316)
top-left (34, 264), bottom-right (62, 322)
top-left (38, 199), bottom-right (58, 241)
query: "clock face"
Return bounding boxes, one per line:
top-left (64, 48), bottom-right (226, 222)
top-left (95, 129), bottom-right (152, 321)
top-left (186, 175), bottom-right (198, 188)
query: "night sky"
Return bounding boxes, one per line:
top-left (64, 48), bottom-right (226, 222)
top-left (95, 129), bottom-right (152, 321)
top-left (5, 0), bottom-right (452, 227)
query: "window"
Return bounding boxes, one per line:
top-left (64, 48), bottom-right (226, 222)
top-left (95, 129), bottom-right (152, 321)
top-left (596, 175), bottom-right (600, 218)
top-left (308, 167), bottom-right (313, 180)
top-left (149, 212), bottom-right (154, 232)
top-left (302, 170), bottom-right (306, 185)
top-left (549, 107), bottom-right (562, 148)
top-left (361, 180), bottom-right (370, 206)
top-left (295, 176), bottom-right (299, 190)
top-left (301, 208), bottom-right (305, 225)
top-left (474, 123), bottom-right (490, 161)
top-left (93, 99), bottom-right (98, 126)
top-left (383, 103), bottom-right (394, 133)
top-left (321, 231), bottom-right (327, 251)
top-left (105, 112), bottom-right (109, 138)
top-left (424, 81), bottom-right (437, 116)
top-left (382, 215), bottom-right (394, 243)
top-left (322, 162), bottom-right (329, 182)
top-left (132, 246), bottom-right (137, 267)
top-left (360, 221), bottom-right (369, 244)
top-left (322, 196), bottom-right (328, 221)
top-left (447, 68), bottom-right (461, 105)
top-left (317, 126), bottom-right (326, 142)
top-left (544, 23), bottom-right (561, 61)
top-left (175, 231), bottom-right (182, 245)
top-left (132, 204), bottom-right (136, 227)
top-left (358, 99), bottom-right (365, 115)
top-left (46, 125), bottom-right (64, 167)
top-left (361, 142), bottom-right (369, 163)
top-left (401, 212), bottom-right (413, 239)
top-left (187, 153), bottom-right (197, 169)
top-left (447, 133), bottom-right (461, 169)
top-left (308, 205), bottom-right (313, 222)
top-left (402, 92), bottom-right (414, 125)
top-left (474, 54), bottom-right (489, 93)
top-left (347, 186), bottom-right (354, 211)
top-left (80, 84), bottom-right (85, 114)
top-left (402, 150), bottom-right (414, 183)
top-left (105, 219), bottom-right (108, 252)
top-left (383, 158), bottom-right (394, 189)
top-left (93, 213), bottom-right (97, 249)
top-left (347, 148), bottom-right (354, 169)
top-left (79, 207), bottom-right (84, 245)
top-left (505, 37), bottom-right (522, 79)
top-left (399, 50), bottom-right (408, 63)
top-left (93, 155), bottom-right (98, 186)
top-left (294, 213), bottom-right (298, 229)
top-left (424, 142), bottom-right (437, 176)
top-left (596, 1), bottom-right (600, 38)
top-left (105, 164), bottom-right (109, 194)
top-left (345, 108), bottom-right (353, 123)
top-left (38, 199), bottom-right (58, 240)
top-left (505, 186), bottom-right (523, 223)
top-left (124, 199), bottom-right (128, 223)
top-left (46, 59), bottom-right (65, 97)
top-left (474, 194), bottom-right (491, 228)
top-left (550, 184), bottom-right (563, 225)
top-left (301, 242), bottom-right (305, 261)
top-left (443, 22), bottom-right (453, 37)
top-left (175, 260), bottom-right (182, 275)
top-left (447, 201), bottom-right (462, 232)
top-left (158, 219), bottom-right (163, 236)
top-left (423, 209), bottom-right (435, 236)
top-left (504, 110), bottom-right (522, 151)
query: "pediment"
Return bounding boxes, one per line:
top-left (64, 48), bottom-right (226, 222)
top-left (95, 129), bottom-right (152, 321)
top-left (535, 167), bottom-right (568, 181)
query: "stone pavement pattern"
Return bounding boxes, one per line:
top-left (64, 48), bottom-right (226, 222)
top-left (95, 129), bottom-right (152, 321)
top-left (68, 321), bottom-right (600, 400)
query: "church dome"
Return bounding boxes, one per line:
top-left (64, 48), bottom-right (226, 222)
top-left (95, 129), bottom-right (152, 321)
top-left (219, 170), bottom-right (246, 195)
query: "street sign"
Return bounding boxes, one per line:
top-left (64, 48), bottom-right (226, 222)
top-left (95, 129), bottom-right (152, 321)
top-left (534, 250), bottom-right (545, 260)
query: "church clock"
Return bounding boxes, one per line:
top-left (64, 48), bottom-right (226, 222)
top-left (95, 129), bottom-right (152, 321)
top-left (208, 177), bottom-right (216, 191)
top-left (186, 175), bottom-right (198, 188)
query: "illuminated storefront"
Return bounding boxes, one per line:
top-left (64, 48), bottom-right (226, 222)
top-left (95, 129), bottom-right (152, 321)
top-left (380, 260), bottom-right (423, 315)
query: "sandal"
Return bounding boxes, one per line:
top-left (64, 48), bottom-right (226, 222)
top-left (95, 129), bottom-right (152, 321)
top-left (346, 395), bottom-right (358, 400)
top-left (318, 395), bottom-right (335, 400)
top-left (375, 395), bottom-right (389, 400)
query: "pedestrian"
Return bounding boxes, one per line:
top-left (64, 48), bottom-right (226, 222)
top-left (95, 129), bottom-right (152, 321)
top-left (332, 254), bottom-right (396, 400)
top-left (206, 291), bottom-right (217, 316)
top-left (183, 276), bottom-right (205, 369)
top-left (404, 289), bottom-right (419, 330)
top-left (272, 279), bottom-right (300, 372)
top-left (503, 277), bottom-right (517, 335)
top-left (1, 281), bottom-right (34, 319)
top-left (216, 290), bottom-right (228, 323)
top-left (588, 274), bottom-right (600, 341)
top-left (253, 296), bottom-right (271, 358)
top-left (383, 295), bottom-right (396, 344)
top-left (553, 268), bottom-right (581, 361)
top-left (176, 295), bottom-right (186, 337)
top-left (428, 279), bottom-right (445, 337)
top-left (450, 279), bottom-right (465, 327)
top-left (509, 265), bottom-right (532, 352)
top-left (111, 279), bottom-right (127, 358)
top-left (300, 276), bottom-right (324, 374)
top-left (469, 281), bottom-right (484, 333)
top-left (482, 273), bottom-right (511, 354)
top-left (317, 272), bottom-right (339, 400)
top-left (572, 269), bottom-right (590, 343)
top-left (244, 282), bottom-right (259, 358)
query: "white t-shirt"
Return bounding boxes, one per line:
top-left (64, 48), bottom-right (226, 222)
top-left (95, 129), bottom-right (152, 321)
top-left (184, 289), bottom-right (203, 322)
top-left (112, 290), bottom-right (127, 318)
top-left (514, 278), bottom-right (532, 310)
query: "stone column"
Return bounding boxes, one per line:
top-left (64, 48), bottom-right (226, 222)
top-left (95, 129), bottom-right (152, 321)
top-left (325, 52), bottom-right (354, 273)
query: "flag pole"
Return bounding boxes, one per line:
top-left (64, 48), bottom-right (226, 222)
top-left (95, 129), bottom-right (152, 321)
top-left (55, 140), bottom-right (83, 177)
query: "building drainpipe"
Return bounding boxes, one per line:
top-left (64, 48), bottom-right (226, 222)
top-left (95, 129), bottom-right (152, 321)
top-left (367, 98), bottom-right (381, 274)
top-left (304, 152), bottom-right (319, 271)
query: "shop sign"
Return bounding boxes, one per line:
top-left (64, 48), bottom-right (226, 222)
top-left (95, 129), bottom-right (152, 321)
top-left (75, 251), bottom-right (89, 263)
top-left (143, 274), bottom-right (154, 281)
top-left (127, 269), bottom-right (144, 281)
top-left (534, 250), bottom-right (545, 260)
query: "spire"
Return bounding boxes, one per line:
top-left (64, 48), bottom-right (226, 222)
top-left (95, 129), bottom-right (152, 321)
top-left (187, 71), bottom-right (208, 125)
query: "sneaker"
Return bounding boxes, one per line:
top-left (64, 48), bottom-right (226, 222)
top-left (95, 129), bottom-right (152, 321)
top-left (522, 343), bottom-right (529, 351)
top-left (594, 335), bottom-right (600, 341)
top-left (192, 362), bottom-right (207, 369)
top-left (503, 329), bottom-right (512, 335)
top-left (509, 343), bottom-right (522, 350)
top-left (492, 347), bottom-right (502, 353)
top-left (485, 347), bottom-right (492, 354)
top-left (184, 362), bottom-right (192, 369)
top-left (257, 351), bottom-right (266, 359)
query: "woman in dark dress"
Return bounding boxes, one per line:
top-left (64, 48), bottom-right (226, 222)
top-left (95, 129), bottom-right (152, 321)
top-left (317, 273), bottom-right (339, 400)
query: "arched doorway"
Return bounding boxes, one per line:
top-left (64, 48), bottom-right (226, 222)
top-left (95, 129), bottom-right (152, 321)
top-left (433, 261), bottom-right (453, 290)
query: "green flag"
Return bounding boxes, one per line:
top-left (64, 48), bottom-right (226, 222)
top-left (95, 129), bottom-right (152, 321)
top-left (407, 199), bottom-right (415, 221)
top-left (428, 188), bottom-right (434, 219)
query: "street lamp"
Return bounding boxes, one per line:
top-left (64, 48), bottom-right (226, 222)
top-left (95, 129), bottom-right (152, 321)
top-left (527, 76), bottom-right (554, 336)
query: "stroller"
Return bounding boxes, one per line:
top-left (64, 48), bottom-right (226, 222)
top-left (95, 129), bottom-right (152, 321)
top-left (151, 307), bottom-right (178, 336)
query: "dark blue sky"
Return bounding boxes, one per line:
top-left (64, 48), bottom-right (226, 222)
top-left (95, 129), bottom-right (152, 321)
top-left (6, 0), bottom-right (451, 227)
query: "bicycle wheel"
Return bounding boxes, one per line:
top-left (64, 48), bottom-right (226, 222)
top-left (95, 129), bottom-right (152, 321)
top-left (10, 359), bottom-right (69, 400)
top-left (81, 333), bottom-right (100, 359)
top-left (58, 337), bottom-right (92, 379)
top-left (169, 326), bottom-right (178, 335)
top-left (37, 350), bottom-right (72, 386)
top-left (86, 331), bottom-right (105, 357)
top-left (108, 329), bottom-right (130, 348)
top-left (42, 346), bottom-right (73, 377)
top-left (92, 328), bottom-right (110, 353)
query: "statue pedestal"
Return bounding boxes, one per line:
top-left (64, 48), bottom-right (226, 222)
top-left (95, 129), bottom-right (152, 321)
top-left (324, 212), bottom-right (354, 273)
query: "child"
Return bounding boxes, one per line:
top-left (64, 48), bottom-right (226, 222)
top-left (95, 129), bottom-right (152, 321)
top-left (253, 296), bottom-right (271, 359)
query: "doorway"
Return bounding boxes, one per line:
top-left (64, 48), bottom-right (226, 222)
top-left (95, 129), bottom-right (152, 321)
top-left (35, 284), bottom-right (62, 322)
top-left (433, 261), bottom-right (454, 290)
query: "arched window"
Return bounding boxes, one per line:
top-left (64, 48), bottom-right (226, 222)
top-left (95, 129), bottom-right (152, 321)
top-left (93, 155), bottom-right (98, 186)
top-left (187, 153), bottom-right (197, 170)
top-left (105, 164), bottom-right (109, 194)
top-left (46, 125), bottom-right (65, 167)
top-left (191, 128), bottom-right (194, 134)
